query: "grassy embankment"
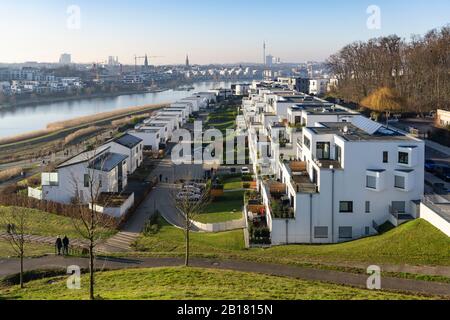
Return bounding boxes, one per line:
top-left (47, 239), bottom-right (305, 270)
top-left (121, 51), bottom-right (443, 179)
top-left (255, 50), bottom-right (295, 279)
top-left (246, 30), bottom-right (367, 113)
top-left (134, 218), bottom-right (450, 267)
top-left (196, 191), bottom-right (244, 224)
top-left (0, 103), bottom-right (167, 148)
top-left (0, 267), bottom-right (437, 300)
top-left (0, 206), bottom-right (116, 257)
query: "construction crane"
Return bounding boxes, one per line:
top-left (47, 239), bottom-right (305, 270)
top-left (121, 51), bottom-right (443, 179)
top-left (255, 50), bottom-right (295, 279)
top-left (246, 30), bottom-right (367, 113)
top-left (92, 60), bottom-right (107, 82)
top-left (134, 54), bottom-right (164, 74)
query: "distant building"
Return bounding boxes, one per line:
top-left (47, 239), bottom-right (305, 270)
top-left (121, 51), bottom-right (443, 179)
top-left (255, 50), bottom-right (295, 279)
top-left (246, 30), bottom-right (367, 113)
top-left (59, 53), bottom-right (72, 65)
top-left (265, 54), bottom-right (273, 66)
top-left (185, 54), bottom-right (190, 68)
top-left (436, 109), bottom-right (450, 128)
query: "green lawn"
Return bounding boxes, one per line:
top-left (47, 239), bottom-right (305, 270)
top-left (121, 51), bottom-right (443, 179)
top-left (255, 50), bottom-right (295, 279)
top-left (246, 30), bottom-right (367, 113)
top-left (134, 217), bottom-right (245, 257)
top-left (0, 267), bottom-right (434, 300)
top-left (252, 219), bottom-right (450, 267)
top-left (223, 176), bottom-right (243, 190)
top-left (133, 218), bottom-right (450, 267)
top-left (196, 191), bottom-right (244, 223)
top-left (0, 207), bottom-right (116, 241)
top-left (0, 240), bottom-right (53, 258)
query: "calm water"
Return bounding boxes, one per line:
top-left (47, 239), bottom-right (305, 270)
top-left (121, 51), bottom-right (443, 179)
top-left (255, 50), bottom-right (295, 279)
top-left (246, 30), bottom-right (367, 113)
top-left (0, 81), bottom-right (239, 138)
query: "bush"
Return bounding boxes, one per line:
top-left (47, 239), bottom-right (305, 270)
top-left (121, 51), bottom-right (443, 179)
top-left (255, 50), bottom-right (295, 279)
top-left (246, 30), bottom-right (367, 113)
top-left (243, 183), bottom-right (250, 189)
top-left (143, 211), bottom-right (161, 236)
top-left (242, 174), bottom-right (253, 182)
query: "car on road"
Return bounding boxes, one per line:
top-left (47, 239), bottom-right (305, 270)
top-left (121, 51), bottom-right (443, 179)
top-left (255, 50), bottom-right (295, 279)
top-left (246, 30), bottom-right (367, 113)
top-left (241, 167), bottom-right (250, 174)
top-left (435, 165), bottom-right (450, 182)
top-left (176, 192), bottom-right (201, 202)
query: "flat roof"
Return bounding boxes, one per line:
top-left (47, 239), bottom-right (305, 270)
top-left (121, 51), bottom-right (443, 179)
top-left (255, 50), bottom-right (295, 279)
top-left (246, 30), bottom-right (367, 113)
top-left (308, 122), bottom-right (414, 142)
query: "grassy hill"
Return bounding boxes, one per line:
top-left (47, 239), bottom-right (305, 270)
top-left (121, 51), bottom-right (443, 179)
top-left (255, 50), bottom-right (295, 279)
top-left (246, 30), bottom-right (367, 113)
top-left (0, 206), bottom-right (116, 257)
top-left (0, 267), bottom-right (435, 300)
top-left (134, 218), bottom-right (450, 267)
top-left (257, 219), bottom-right (450, 266)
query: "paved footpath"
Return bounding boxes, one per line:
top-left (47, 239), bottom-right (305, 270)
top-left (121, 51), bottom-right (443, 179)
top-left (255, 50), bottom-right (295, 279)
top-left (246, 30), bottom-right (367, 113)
top-left (0, 256), bottom-right (449, 297)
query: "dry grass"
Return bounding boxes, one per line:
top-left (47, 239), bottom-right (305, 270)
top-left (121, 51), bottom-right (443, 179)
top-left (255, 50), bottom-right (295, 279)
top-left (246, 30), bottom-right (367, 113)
top-left (0, 103), bottom-right (166, 147)
top-left (111, 117), bottom-right (133, 127)
top-left (64, 126), bottom-right (99, 145)
top-left (0, 129), bottom-right (52, 145)
top-left (0, 167), bottom-right (23, 183)
top-left (47, 104), bottom-right (166, 130)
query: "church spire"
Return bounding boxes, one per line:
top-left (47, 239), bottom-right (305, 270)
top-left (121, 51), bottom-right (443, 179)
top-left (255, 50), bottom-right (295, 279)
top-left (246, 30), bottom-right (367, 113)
top-left (185, 54), bottom-right (190, 67)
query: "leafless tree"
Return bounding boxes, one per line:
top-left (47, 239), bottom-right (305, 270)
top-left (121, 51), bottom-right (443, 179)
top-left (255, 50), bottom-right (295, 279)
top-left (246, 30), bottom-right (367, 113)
top-left (69, 149), bottom-right (118, 300)
top-left (172, 180), bottom-right (210, 266)
top-left (1, 207), bottom-right (30, 289)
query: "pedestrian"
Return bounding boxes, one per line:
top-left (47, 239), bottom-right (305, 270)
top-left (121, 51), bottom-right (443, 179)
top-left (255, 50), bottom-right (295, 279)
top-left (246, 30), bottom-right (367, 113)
top-left (159, 174), bottom-right (163, 182)
top-left (165, 177), bottom-right (168, 183)
top-left (62, 236), bottom-right (70, 256)
top-left (6, 224), bottom-right (11, 234)
top-left (55, 236), bottom-right (63, 256)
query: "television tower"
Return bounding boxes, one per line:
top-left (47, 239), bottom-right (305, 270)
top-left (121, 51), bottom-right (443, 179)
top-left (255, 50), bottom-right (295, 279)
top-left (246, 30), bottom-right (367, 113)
top-left (263, 41), bottom-right (266, 65)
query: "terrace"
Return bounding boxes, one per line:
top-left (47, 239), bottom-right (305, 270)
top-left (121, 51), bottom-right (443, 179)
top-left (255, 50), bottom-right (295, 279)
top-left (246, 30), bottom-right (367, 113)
top-left (263, 181), bottom-right (295, 219)
top-left (287, 161), bottom-right (317, 194)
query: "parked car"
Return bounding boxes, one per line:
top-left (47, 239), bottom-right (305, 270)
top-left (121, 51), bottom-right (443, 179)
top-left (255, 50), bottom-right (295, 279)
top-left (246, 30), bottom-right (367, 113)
top-left (176, 192), bottom-right (200, 201)
top-left (184, 182), bottom-right (205, 190)
top-left (435, 165), bottom-right (450, 182)
top-left (425, 160), bottom-right (438, 172)
top-left (241, 167), bottom-right (250, 174)
top-left (183, 185), bottom-right (202, 194)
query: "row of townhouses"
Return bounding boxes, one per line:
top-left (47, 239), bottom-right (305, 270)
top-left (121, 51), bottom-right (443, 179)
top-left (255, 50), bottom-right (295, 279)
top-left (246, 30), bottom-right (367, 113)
top-left (243, 79), bottom-right (425, 244)
top-left (28, 89), bottom-right (223, 217)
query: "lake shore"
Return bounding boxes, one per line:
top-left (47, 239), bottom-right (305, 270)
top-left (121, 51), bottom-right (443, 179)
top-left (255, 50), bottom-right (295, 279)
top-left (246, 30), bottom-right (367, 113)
top-left (0, 88), bottom-right (170, 110)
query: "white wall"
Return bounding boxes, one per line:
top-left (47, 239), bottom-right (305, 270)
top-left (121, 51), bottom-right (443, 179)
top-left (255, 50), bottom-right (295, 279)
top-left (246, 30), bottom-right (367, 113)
top-left (420, 203), bottom-right (450, 237)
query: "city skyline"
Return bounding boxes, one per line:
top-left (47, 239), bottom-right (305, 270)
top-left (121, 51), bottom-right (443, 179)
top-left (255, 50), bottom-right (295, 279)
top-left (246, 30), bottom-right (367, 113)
top-left (1, 0), bottom-right (449, 65)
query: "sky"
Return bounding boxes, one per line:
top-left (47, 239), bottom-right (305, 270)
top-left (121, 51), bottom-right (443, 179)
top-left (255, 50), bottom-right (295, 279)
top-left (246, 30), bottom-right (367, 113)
top-left (0, 0), bottom-right (449, 65)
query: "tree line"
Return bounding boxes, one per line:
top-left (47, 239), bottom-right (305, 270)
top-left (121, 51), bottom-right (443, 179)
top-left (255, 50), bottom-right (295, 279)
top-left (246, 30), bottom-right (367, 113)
top-left (327, 25), bottom-right (450, 114)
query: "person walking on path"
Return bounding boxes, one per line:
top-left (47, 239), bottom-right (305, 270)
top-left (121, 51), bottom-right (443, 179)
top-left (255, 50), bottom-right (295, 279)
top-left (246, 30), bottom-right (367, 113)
top-left (55, 236), bottom-right (63, 256)
top-left (62, 236), bottom-right (70, 256)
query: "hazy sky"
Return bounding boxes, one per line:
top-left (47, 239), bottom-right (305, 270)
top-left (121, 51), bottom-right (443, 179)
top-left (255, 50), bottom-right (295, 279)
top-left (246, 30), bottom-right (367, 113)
top-left (1, 0), bottom-right (449, 65)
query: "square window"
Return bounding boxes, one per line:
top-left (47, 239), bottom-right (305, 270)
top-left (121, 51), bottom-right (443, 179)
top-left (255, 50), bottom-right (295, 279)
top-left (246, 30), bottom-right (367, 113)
top-left (339, 227), bottom-right (353, 239)
top-left (366, 176), bottom-right (377, 189)
top-left (398, 152), bottom-right (409, 165)
top-left (339, 201), bottom-right (353, 213)
top-left (314, 227), bottom-right (328, 239)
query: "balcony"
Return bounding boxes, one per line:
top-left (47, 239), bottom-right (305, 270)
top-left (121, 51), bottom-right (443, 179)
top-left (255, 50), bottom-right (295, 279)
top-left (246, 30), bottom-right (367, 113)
top-left (289, 161), bottom-right (318, 194)
top-left (265, 181), bottom-right (295, 219)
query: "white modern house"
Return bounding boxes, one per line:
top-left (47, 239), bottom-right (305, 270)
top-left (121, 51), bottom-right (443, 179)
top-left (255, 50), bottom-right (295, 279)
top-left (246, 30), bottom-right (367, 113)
top-left (264, 119), bottom-right (425, 245)
top-left (243, 79), bottom-right (426, 245)
top-left (129, 127), bottom-right (163, 151)
top-left (309, 78), bottom-right (329, 96)
top-left (104, 133), bottom-right (144, 175)
top-left (32, 145), bottom-right (129, 205)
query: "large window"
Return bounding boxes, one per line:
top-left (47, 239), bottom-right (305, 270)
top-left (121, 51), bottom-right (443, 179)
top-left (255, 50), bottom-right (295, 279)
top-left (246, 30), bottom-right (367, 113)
top-left (398, 152), bottom-right (409, 165)
top-left (391, 201), bottom-right (406, 214)
top-left (339, 227), bottom-right (353, 239)
top-left (339, 201), bottom-right (353, 213)
top-left (366, 176), bottom-right (377, 189)
top-left (314, 227), bottom-right (329, 239)
top-left (316, 142), bottom-right (330, 160)
top-left (394, 175), bottom-right (406, 189)
top-left (303, 136), bottom-right (311, 150)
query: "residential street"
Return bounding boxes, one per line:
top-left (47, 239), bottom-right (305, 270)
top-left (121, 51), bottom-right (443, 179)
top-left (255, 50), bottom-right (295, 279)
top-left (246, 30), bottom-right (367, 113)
top-left (0, 255), bottom-right (449, 297)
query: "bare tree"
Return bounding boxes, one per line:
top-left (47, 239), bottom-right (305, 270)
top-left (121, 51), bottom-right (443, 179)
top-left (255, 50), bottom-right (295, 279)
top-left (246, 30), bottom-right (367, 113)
top-left (172, 181), bottom-right (210, 266)
top-left (1, 207), bottom-right (30, 289)
top-left (69, 149), bottom-right (118, 300)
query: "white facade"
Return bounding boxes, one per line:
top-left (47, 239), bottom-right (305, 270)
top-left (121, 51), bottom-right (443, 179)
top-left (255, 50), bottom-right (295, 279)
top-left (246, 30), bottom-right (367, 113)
top-left (104, 134), bottom-right (144, 175)
top-left (242, 79), bottom-right (426, 245)
top-left (41, 147), bottom-right (129, 205)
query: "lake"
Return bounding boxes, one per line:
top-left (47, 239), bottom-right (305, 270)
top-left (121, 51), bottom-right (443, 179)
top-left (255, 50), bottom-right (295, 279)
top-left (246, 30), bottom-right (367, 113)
top-left (0, 81), bottom-right (241, 138)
